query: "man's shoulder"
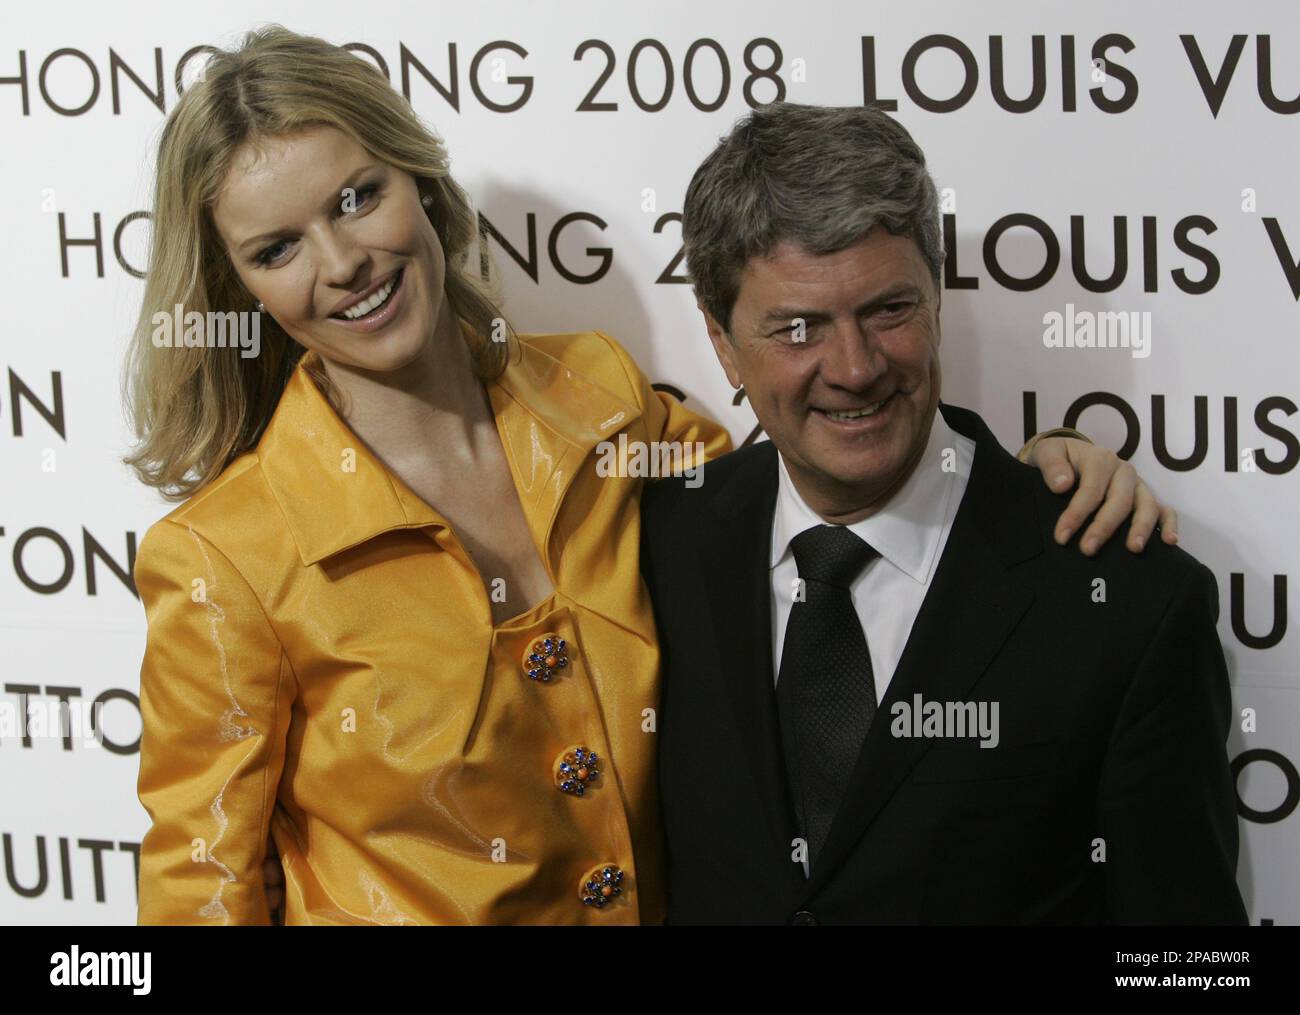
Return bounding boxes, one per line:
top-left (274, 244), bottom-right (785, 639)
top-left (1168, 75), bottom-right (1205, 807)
top-left (1021, 468), bottom-right (1220, 629)
top-left (940, 401), bottom-right (1218, 624)
top-left (642, 438), bottom-right (777, 516)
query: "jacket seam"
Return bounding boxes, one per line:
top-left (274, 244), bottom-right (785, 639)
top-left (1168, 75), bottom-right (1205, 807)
top-left (158, 517), bottom-right (294, 919)
top-left (160, 517), bottom-right (292, 674)
top-left (162, 516), bottom-right (295, 799)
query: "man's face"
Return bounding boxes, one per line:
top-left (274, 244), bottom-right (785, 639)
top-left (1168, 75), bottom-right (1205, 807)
top-left (213, 125), bottom-right (445, 375)
top-left (703, 226), bottom-right (942, 520)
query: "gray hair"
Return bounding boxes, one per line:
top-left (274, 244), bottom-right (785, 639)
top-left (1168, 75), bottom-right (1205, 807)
top-left (681, 102), bottom-right (943, 332)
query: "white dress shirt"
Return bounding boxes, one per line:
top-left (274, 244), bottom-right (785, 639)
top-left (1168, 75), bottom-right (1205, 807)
top-left (770, 412), bottom-right (975, 704)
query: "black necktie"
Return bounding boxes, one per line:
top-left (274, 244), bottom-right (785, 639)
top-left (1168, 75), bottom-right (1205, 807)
top-left (776, 524), bottom-right (879, 871)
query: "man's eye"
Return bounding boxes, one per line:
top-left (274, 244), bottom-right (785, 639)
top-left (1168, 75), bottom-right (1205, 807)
top-left (880, 301), bottom-right (914, 316)
top-left (256, 240), bottom-right (291, 266)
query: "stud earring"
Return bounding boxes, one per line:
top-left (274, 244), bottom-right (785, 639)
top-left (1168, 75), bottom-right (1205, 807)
top-left (255, 301), bottom-right (264, 312)
top-left (420, 193), bottom-right (433, 208)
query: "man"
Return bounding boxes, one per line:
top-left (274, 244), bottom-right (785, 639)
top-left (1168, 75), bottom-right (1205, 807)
top-left (640, 102), bottom-right (1247, 924)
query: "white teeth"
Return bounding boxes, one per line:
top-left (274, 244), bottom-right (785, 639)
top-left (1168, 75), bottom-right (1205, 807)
top-left (825, 397), bottom-right (889, 421)
top-left (338, 273), bottom-right (398, 320)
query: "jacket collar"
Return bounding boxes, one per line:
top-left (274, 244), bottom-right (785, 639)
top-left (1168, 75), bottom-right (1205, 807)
top-left (257, 337), bottom-right (641, 567)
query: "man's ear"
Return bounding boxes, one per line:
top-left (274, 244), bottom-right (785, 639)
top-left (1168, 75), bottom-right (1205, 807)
top-left (932, 277), bottom-right (943, 347)
top-left (699, 303), bottom-right (743, 390)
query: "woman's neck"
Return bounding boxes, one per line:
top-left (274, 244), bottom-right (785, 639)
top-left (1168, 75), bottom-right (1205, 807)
top-left (318, 307), bottom-right (497, 473)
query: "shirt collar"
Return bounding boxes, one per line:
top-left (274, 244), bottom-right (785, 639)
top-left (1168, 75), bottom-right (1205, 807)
top-left (770, 409), bottom-right (971, 585)
top-left (257, 335), bottom-right (640, 566)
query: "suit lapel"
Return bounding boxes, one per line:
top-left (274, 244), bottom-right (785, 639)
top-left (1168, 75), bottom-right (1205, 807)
top-left (698, 442), bottom-right (803, 881)
top-left (799, 403), bottom-right (1043, 900)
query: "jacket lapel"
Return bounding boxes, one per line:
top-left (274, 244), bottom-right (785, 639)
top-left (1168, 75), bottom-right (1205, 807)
top-left (699, 442), bottom-right (803, 883)
top-left (799, 403), bottom-right (1043, 900)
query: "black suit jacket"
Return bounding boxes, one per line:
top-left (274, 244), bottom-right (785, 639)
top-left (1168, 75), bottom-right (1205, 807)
top-left (640, 402), bottom-right (1247, 925)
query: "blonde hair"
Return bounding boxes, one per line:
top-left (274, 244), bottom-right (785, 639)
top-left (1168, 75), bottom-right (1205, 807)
top-left (122, 24), bottom-right (514, 499)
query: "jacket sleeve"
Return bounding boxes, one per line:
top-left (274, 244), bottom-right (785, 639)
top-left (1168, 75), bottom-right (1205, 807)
top-left (595, 330), bottom-right (734, 469)
top-left (133, 518), bottom-right (295, 925)
top-left (1097, 563), bottom-right (1248, 924)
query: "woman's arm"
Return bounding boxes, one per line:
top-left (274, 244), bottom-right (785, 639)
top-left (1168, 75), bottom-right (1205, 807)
top-left (134, 519), bottom-right (295, 925)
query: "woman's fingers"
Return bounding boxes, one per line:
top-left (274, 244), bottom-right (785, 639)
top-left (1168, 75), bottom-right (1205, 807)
top-left (1121, 481), bottom-right (1160, 551)
top-left (1076, 458), bottom-right (1138, 555)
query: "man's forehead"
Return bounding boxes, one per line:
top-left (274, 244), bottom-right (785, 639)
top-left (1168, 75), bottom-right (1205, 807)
top-left (740, 231), bottom-right (928, 297)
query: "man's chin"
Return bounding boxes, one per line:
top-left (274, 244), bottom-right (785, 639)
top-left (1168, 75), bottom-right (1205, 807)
top-left (795, 451), bottom-right (908, 499)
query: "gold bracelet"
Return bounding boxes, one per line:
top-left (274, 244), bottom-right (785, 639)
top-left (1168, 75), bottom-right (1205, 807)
top-left (1017, 426), bottom-right (1093, 464)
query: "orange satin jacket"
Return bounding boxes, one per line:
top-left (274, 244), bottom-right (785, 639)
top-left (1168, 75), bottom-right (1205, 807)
top-left (133, 330), bottom-right (732, 925)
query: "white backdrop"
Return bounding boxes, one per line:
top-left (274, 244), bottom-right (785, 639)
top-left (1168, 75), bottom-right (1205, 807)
top-left (1, 0), bottom-right (1295, 924)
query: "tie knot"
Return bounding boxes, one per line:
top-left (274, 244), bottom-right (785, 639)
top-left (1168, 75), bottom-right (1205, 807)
top-left (789, 525), bottom-right (879, 588)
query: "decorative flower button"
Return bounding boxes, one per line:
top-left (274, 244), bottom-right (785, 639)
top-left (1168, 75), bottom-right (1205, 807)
top-left (579, 865), bottom-right (626, 908)
top-left (523, 634), bottom-right (570, 683)
top-left (555, 746), bottom-right (600, 796)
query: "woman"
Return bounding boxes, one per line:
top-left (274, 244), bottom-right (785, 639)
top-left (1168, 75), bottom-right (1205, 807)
top-left (125, 26), bottom-right (1175, 925)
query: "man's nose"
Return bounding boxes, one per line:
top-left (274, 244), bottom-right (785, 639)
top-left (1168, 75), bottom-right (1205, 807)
top-left (819, 320), bottom-right (885, 389)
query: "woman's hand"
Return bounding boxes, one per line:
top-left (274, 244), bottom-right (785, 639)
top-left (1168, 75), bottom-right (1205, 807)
top-left (1029, 437), bottom-right (1178, 556)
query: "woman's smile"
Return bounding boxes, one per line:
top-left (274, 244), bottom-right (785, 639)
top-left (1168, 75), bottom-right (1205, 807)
top-left (328, 266), bottom-right (407, 332)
